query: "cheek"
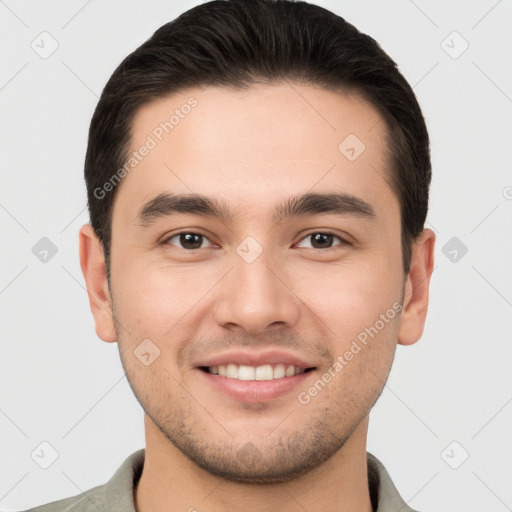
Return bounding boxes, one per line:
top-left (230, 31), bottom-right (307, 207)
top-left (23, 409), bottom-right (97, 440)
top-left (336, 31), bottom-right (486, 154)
top-left (110, 258), bottom-right (221, 340)
top-left (288, 258), bottom-right (402, 384)
top-left (291, 258), bottom-right (402, 336)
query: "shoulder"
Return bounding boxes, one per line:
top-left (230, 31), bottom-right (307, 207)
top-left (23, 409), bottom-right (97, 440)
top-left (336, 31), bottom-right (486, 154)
top-left (17, 484), bottom-right (104, 512)
top-left (15, 449), bottom-right (145, 512)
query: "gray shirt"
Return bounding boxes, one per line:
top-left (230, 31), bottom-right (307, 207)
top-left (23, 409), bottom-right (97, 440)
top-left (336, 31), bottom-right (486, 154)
top-left (20, 450), bottom-right (419, 512)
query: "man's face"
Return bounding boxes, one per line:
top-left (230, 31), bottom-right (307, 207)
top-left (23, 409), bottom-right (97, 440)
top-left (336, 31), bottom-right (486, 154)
top-left (106, 83), bottom-right (407, 482)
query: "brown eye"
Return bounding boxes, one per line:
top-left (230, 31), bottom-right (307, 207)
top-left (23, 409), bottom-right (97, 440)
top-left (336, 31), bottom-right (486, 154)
top-left (310, 233), bottom-right (334, 248)
top-left (296, 232), bottom-right (346, 249)
top-left (166, 232), bottom-right (210, 250)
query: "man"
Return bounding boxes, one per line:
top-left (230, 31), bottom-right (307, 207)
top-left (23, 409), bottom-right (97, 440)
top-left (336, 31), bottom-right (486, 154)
top-left (23, 0), bottom-right (435, 510)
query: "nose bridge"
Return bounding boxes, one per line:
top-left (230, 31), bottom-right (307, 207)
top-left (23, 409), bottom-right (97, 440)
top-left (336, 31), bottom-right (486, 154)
top-left (214, 240), bottom-right (300, 334)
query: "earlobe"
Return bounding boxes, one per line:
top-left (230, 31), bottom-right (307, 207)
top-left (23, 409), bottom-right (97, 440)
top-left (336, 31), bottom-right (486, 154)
top-left (78, 223), bottom-right (117, 343)
top-left (397, 228), bottom-right (436, 346)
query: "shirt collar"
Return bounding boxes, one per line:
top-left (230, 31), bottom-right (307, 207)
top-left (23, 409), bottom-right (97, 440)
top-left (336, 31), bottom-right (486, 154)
top-left (367, 452), bottom-right (418, 512)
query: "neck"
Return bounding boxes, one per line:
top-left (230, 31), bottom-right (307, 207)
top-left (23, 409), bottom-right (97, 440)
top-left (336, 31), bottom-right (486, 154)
top-left (134, 414), bottom-right (373, 512)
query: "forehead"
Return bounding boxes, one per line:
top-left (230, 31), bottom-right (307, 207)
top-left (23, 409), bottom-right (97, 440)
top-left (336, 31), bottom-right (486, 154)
top-left (113, 83), bottom-right (396, 223)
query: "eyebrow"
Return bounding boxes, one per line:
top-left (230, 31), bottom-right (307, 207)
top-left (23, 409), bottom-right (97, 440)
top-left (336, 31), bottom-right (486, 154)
top-left (136, 191), bottom-right (375, 227)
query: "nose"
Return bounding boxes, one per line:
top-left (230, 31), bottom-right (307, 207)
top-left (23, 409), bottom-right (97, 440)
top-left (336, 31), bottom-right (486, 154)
top-left (213, 248), bottom-right (301, 335)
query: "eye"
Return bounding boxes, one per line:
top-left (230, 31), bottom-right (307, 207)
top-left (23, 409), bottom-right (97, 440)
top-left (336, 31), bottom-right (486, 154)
top-left (296, 232), bottom-right (348, 250)
top-left (164, 232), bottom-right (213, 250)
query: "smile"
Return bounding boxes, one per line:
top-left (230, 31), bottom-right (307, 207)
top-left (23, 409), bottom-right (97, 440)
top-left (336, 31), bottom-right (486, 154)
top-left (201, 363), bottom-right (314, 381)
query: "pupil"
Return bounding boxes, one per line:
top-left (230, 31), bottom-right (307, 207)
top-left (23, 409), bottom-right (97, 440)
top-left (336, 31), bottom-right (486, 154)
top-left (312, 233), bottom-right (332, 248)
top-left (180, 233), bottom-right (202, 249)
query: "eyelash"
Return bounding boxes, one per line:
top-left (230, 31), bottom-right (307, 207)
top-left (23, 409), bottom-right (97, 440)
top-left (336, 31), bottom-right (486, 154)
top-left (162, 231), bottom-right (350, 251)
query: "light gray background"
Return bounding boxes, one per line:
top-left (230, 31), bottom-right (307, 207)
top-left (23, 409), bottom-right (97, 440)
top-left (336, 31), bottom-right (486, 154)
top-left (1, 0), bottom-right (511, 510)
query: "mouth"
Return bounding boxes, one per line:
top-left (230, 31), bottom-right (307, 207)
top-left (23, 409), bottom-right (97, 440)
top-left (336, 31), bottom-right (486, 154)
top-left (199, 363), bottom-right (316, 381)
top-left (197, 365), bottom-right (317, 403)
top-left (194, 351), bottom-right (318, 402)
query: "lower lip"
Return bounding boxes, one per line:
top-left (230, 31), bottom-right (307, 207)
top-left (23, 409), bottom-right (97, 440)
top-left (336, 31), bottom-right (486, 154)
top-left (196, 368), bottom-right (316, 402)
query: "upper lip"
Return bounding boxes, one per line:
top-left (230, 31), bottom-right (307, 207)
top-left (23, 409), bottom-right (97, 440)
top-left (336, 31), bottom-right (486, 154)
top-left (195, 350), bottom-right (318, 369)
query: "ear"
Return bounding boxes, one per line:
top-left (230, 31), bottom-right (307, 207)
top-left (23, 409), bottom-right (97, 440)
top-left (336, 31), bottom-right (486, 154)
top-left (398, 228), bottom-right (435, 346)
top-left (78, 223), bottom-right (117, 343)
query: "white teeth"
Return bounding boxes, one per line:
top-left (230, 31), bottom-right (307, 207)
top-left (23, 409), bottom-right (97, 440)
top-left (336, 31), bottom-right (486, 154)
top-left (255, 364), bottom-right (273, 381)
top-left (285, 365), bottom-right (295, 377)
top-left (226, 364), bottom-right (239, 379)
top-left (208, 363), bottom-right (308, 380)
top-left (273, 364), bottom-right (285, 379)
top-left (238, 365), bottom-right (255, 380)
